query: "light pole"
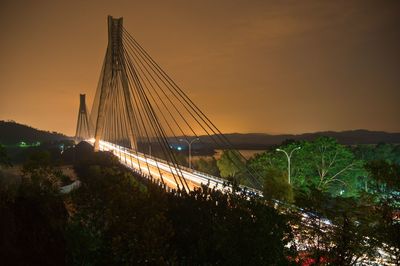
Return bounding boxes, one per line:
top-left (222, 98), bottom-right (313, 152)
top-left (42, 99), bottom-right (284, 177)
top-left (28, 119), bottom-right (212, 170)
top-left (276, 147), bottom-right (301, 184)
top-left (179, 138), bottom-right (199, 169)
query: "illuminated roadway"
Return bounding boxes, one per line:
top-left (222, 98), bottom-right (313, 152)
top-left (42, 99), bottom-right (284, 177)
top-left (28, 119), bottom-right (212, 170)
top-left (87, 139), bottom-right (262, 195)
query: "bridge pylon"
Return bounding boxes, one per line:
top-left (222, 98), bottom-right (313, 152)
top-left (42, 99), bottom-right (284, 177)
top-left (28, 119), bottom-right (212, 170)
top-left (83, 15), bottom-right (262, 191)
top-left (93, 16), bottom-right (138, 151)
top-left (75, 94), bottom-right (91, 143)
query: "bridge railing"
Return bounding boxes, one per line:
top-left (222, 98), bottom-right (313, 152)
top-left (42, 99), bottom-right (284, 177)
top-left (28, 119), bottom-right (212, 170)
top-left (85, 139), bottom-right (262, 196)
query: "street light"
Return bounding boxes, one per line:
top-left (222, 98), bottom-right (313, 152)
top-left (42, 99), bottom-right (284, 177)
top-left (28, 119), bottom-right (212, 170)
top-left (276, 146), bottom-right (301, 184)
top-left (179, 137), bottom-right (200, 169)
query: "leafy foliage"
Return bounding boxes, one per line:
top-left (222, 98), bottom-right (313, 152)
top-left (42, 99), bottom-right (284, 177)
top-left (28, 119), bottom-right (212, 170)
top-left (262, 167), bottom-right (294, 202)
top-left (299, 137), bottom-right (364, 195)
top-left (0, 151), bottom-right (68, 266)
top-left (365, 160), bottom-right (400, 264)
top-left (65, 148), bottom-right (293, 265)
top-left (193, 157), bottom-right (220, 176)
top-left (365, 160), bottom-right (400, 197)
top-left (21, 150), bottom-right (65, 193)
top-left (0, 144), bottom-right (12, 168)
top-left (217, 150), bottom-right (246, 179)
top-left (292, 188), bottom-right (382, 265)
top-left (353, 143), bottom-right (400, 165)
top-left (2, 139), bottom-right (399, 265)
top-left (249, 137), bottom-right (365, 197)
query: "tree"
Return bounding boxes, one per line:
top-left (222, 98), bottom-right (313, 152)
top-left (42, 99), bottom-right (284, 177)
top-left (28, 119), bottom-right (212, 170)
top-left (0, 144), bottom-right (12, 168)
top-left (365, 160), bottom-right (400, 264)
top-left (21, 151), bottom-right (64, 193)
top-left (262, 167), bottom-right (294, 203)
top-left (248, 150), bottom-right (286, 176)
top-left (193, 157), bottom-right (220, 176)
top-left (217, 150), bottom-right (246, 179)
top-left (351, 144), bottom-right (400, 194)
top-left (67, 151), bottom-right (172, 265)
top-left (0, 150), bottom-right (68, 266)
top-left (172, 150), bottom-right (188, 167)
top-left (167, 186), bottom-right (293, 265)
top-left (353, 143), bottom-right (400, 165)
top-left (67, 149), bottom-right (294, 265)
top-left (250, 137), bottom-right (365, 197)
top-left (293, 188), bottom-right (381, 265)
top-left (296, 137), bottom-right (364, 195)
top-left (365, 160), bottom-right (400, 198)
top-left (327, 196), bottom-right (381, 265)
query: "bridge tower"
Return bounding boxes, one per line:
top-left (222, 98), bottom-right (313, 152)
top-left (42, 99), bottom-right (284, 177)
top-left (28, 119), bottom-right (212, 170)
top-left (93, 16), bottom-right (138, 151)
top-left (75, 94), bottom-right (91, 142)
top-left (79, 15), bottom-right (262, 190)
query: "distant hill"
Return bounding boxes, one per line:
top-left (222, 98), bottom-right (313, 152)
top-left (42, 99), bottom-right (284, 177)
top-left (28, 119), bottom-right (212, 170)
top-left (0, 120), bottom-right (71, 145)
top-left (196, 130), bottom-right (400, 149)
top-left (1, 120), bottom-right (399, 149)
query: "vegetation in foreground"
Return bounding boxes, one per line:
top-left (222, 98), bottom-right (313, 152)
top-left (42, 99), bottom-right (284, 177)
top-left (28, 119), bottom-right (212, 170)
top-left (0, 143), bottom-right (292, 265)
top-left (0, 138), bottom-right (399, 265)
top-left (214, 137), bottom-right (400, 264)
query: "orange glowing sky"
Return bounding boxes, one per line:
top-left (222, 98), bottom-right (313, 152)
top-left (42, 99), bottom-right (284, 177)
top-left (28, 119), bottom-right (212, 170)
top-left (0, 0), bottom-right (399, 136)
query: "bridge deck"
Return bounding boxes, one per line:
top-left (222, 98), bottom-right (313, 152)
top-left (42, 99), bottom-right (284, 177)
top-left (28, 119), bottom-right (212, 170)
top-left (86, 140), bottom-right (262, 195)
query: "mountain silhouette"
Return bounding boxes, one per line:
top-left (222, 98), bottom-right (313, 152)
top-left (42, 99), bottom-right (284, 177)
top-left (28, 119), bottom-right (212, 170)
top-left (0, 120), bottom-right (70, 145)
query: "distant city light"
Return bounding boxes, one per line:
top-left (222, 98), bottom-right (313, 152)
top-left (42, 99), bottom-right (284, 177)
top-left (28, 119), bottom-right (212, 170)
top-left (19, 141), bottom-right (27, 147)
top-left (18, 141), bottom-right (41, 148)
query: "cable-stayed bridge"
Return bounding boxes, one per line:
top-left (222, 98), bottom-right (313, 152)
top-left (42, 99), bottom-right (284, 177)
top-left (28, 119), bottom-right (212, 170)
top-left (75, 16), bottom-right (262, 194)
top-left (73, 18), bottom-right (396, 264)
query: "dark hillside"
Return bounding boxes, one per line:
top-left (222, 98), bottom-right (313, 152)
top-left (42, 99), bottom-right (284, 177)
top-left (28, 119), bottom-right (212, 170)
top-left (193, 130), bottom-right (400, 149)
top-left (0, 120), bottom-right (70, 145)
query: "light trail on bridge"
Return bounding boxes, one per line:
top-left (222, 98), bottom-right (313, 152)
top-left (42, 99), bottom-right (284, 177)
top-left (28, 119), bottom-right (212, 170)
top-left (86, 139), bottom-right (262, 196)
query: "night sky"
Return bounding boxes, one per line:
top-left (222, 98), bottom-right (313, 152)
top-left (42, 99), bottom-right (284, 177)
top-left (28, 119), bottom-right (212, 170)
top-left (0, 0), bottom-right (399, 136)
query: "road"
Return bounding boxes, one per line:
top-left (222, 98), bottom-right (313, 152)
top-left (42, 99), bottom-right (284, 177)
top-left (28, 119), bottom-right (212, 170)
top-left (86, 139), bottom-right (261, 195)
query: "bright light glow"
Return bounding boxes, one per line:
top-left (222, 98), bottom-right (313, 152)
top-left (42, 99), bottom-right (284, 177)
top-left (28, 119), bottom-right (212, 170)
top-left (85, 139), bottom-right (262, 196)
